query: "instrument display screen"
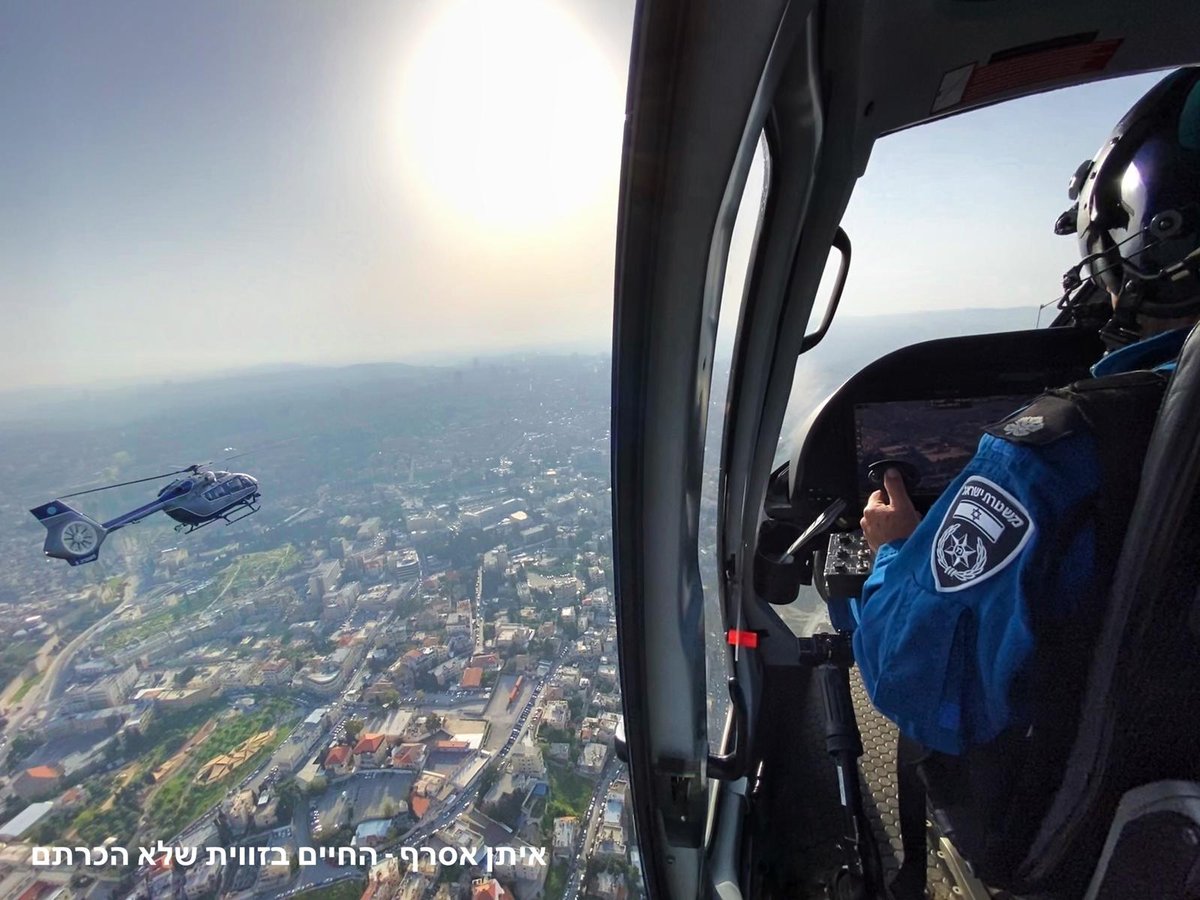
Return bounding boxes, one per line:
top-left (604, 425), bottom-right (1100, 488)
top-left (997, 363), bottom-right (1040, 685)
top-left (852, 395), bottom-right (1030, 499)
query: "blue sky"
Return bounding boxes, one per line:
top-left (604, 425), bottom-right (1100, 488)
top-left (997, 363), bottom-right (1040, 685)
top-left (0, 1), bottom-right (1170, 388)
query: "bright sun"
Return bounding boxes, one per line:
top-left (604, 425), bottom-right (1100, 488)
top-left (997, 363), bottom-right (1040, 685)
top-left (398, 0), bottom-right (625, 235)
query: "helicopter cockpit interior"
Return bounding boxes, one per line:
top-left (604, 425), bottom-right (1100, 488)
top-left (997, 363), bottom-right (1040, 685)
top-left (611, 2), bottom-right (1200, 899)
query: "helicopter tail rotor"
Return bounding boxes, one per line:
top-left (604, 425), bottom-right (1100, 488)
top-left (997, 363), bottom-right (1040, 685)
top-left (30, 500), bottom-right (108, 566)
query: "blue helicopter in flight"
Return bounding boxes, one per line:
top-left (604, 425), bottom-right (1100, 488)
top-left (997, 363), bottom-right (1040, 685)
top-left (30, 459), bottom-right (261, 566)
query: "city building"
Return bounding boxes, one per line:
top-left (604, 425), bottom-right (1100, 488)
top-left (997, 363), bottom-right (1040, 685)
top-left (14, 765), bottom-right (64, 801)
top-left (353, 733), bottom-right (388, 767)
top-left (0, 802), bottom-right (55, 840)
top-left (578, 743), bottom-right (608, 777)
top-left (259, 658), bottom-right (294, 686)
top-left (353, 819), bottom-right (392, 847)
top-left (392, 743), bottom-right (428, 772)
top-left (396, 548), bottom-right (422, 581)
top-left (552, 816), bottom-right (579, 862)
top-left (471, 877), bottom-right (511, 900)
top-left (506, 739), bottom-right (545, 777)
top-left (545, 700), bottom-right (570, 730)
top-left (592, 870), bottom-right (628, 900)
top-left (323, 745), bottom-right (353, 775)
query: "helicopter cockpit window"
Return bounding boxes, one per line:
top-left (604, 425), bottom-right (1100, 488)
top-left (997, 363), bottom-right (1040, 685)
top-left (205, 482), bottom-right (231, 501)
top-left (772, 73), bottom-right (1163, 639)
top-left (703, 136), bottom-right (768, 752)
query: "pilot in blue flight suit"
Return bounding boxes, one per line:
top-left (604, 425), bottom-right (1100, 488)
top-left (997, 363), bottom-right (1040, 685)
top-left (853, 67), bottom-right (1200, 756)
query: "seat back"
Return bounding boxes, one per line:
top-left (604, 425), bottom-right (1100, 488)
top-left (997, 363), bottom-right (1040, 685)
top-left (1085, 781), bottom-right (1200, 900)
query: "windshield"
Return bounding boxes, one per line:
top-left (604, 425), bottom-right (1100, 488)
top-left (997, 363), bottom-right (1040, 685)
top-left (771, 72), bottom-right (1164, 640)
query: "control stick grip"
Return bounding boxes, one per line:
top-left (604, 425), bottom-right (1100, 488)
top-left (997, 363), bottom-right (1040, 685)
top-left (866, 458), bottom-right (920, 501)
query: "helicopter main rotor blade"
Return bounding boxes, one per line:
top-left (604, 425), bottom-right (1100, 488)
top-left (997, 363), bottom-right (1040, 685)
top-left (60, 467), bottom-right (192, 499)
top-left (221, 437), bottom-right (300, 462)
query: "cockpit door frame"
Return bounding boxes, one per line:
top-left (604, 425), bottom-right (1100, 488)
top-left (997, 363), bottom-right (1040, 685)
top-left (611, 1), bottom-right (804, 897)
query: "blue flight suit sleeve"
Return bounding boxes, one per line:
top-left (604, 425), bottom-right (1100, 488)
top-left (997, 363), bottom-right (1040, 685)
top-left (851, 430), bottom-right (1102, 755)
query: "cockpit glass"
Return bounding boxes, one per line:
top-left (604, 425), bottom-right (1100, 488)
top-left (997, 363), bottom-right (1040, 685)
top-left (773, 72), bottom-right (1163, 639)
top-left (702, 136), bottom-right (769, 753)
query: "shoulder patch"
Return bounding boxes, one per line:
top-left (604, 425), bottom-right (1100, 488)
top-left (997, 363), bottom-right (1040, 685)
top-left (930, 475), bottom-right (1035, 593)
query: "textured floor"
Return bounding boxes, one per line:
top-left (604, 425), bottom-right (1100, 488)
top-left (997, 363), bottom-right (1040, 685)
top-left (851, 667), bottom-right (963, 900)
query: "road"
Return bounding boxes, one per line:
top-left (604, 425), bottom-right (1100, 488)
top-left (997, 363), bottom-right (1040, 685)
top-left (562, 760), bottom-right (622, 900)
top-left (3, 579), bottom-right (136, 744)
top-left (44, 578), bottom-right (142, 701)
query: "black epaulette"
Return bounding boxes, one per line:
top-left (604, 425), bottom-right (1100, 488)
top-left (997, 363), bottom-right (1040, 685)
top-left (984, 394), bottom-right (1084, 446)
top-left (985, 370), bottom-right (1169, 447)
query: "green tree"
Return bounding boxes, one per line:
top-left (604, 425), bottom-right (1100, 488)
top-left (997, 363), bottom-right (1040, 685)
top-left (276, 777), bottom-right (301, 818)
top-left (345, 718), bottom-right (365, 742)
top-left (8, 732), bottom-right (45, 768)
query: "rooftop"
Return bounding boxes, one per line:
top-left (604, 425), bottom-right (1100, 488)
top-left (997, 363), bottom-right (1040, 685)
top-left (353, 733), bottom-right (386, 754)
top-left (24, 765), bottom-right (63, 780)
top-left (0, 801), bottom-right (55, 839)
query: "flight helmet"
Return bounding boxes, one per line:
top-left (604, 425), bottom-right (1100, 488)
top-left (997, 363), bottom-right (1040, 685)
top-left (1056, 67), bottom-right (1200, 345)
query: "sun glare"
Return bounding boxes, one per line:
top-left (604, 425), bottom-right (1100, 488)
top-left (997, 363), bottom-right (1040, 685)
top-left (398, 0), bottom-right (625, 236)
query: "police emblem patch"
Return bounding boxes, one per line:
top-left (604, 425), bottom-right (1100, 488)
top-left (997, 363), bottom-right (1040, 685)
top-left (1003, 415), bottom-right (1044, 437)
top-left (931, 475), bottom-right (1034, 592)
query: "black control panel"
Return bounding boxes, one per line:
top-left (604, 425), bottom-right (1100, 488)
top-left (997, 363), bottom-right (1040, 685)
top-left (822, 532), bottom-right (874, 598)
top-left (754, 327), bottom-right (1105, 599)
top-left (784, 326), bottom-right (1104, 529)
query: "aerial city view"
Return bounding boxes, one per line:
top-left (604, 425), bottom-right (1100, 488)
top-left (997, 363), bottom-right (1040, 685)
top-left (0, 0), bottom-right (640, 895)
top-left (7, 0), bottom-right (1196, 896)
top-left (0, 357), bottom-right (640, 900)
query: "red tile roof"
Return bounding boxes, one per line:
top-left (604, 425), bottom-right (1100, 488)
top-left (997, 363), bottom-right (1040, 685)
top-left (411, 795), bottom-right (431, 819)
top-left (24, 765), bottom-right (62, 780)
top-left (16, 882), bottom-right (57, 900)
top-left (324, 745), bottom-right (351, 767)
top-left (472, 879), bottom-right (509, 900)
top-left (353, 733), bottom-right (385, 754)
top-left (460, 667), bottom-right (483, 688)
top-left (393, 744), bottom-right (424, 767)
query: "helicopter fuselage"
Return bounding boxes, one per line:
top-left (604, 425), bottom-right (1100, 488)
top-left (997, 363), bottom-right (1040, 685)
top-left (159, 471), bottom-right (260, 527)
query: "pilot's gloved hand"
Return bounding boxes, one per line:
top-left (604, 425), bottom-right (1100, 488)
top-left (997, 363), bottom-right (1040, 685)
top-left (861, 468), bottom-right (922, 553)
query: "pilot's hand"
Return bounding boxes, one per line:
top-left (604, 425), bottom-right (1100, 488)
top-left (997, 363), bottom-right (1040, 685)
top-left (861, 468), bottom-right (922, 553)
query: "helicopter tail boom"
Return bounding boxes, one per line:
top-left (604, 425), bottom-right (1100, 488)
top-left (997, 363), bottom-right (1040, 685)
top-left (30, 501), bottom-right (108, 566)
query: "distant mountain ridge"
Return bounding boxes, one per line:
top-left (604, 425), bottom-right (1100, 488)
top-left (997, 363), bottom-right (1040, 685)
top-left (1, 305), bottom-right (1042, 428)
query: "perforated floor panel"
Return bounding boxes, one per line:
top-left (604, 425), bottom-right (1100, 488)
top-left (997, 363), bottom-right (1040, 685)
top-left (851, 666), bottom-right (964, 900)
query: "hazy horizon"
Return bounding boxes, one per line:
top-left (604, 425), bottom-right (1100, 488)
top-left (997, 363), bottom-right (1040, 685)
top-left (0, 1), bottom-right (1167, 390)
